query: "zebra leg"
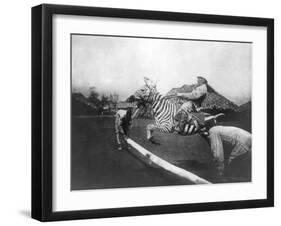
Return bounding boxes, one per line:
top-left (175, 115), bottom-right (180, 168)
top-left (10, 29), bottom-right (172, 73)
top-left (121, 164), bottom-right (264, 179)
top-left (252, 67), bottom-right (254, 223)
top-left (146, 123), bottom-right (156, 140)
top-left (146, 123), bottom-right (166, 145)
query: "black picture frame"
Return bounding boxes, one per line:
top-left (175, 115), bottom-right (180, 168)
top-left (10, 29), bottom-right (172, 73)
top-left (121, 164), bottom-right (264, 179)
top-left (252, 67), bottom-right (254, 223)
top-left (32, 3), bottom-right (274, 222)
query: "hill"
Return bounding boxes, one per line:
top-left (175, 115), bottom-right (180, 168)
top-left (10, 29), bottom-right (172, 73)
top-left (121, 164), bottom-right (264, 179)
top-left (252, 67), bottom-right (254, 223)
top-left (167, 84), bottom-right (239, 113)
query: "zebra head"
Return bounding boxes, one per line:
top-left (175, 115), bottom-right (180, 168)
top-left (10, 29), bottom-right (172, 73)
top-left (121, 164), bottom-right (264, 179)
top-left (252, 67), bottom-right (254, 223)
top-left (134, 77), bottom-right (157, 104)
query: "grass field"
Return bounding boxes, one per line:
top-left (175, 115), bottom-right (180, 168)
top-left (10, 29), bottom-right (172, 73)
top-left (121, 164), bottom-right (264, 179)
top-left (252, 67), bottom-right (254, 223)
top-left (71, 116), bottom-right (251, 190)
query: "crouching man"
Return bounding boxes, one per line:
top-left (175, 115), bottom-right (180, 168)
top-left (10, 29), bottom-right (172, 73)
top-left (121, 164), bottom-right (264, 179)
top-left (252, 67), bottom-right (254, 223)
top-left (172, 103), bottom-right (251, 177)
top-left (206, 126), bottom-right (252, 176)
top-left (115, 108), bottom-right (133, 151)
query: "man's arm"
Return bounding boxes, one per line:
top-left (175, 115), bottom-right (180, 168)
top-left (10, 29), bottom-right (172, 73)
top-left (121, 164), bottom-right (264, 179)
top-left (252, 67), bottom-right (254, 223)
top-left (177, 84), bottom-right (207, 100)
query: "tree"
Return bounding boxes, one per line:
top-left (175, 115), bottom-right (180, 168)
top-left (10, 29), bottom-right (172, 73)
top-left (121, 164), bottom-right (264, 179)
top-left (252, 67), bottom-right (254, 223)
top-left (100, 94), bottom-right (109, 108)
top-left (87, 88), bottom-right (100, 108)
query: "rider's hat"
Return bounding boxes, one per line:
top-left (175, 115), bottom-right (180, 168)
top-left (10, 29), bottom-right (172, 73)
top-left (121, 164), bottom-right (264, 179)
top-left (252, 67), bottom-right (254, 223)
top-left (197, 76), bottom-right (208, 84)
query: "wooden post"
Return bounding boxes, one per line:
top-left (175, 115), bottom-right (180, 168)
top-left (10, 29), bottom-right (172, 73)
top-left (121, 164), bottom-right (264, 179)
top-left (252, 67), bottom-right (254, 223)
top-left (126, 138), bottom-right (211, 185)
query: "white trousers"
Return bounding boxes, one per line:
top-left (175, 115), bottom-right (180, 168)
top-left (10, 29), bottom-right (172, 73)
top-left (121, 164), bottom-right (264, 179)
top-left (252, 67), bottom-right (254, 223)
top-left (207, 126), bottom-right (251, 174)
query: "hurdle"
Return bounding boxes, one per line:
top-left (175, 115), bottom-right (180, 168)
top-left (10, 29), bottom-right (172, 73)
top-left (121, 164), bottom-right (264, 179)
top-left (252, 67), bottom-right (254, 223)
top-left (126, 138), bottom-right (211, 185)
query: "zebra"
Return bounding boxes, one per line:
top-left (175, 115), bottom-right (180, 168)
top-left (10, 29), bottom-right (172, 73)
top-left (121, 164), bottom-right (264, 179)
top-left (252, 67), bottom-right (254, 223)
top-left (133, 78), bottom-right (224, 143)
top-left (133, 78), bottom-right (200, 142)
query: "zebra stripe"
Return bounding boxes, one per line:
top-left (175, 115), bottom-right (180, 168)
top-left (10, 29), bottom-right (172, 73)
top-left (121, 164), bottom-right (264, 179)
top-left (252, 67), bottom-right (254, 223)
top-left (150, 92), bottom-right (197, 135)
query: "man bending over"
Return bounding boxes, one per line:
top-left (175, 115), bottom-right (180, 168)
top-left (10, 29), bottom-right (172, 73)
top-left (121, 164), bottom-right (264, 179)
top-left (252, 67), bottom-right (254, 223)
top-left (115, 108), bottom-right (133, 151)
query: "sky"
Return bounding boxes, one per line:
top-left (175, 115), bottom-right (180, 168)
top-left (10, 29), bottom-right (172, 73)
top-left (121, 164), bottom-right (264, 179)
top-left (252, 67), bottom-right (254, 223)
top-left (72, 34), bottom-right (252, 105)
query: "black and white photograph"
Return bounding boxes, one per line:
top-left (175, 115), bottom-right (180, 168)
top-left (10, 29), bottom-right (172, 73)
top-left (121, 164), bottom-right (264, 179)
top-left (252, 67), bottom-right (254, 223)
top-left (71, 34), bottom-right (252, 190)
top-left (30, 3), bottom-right (274, 222)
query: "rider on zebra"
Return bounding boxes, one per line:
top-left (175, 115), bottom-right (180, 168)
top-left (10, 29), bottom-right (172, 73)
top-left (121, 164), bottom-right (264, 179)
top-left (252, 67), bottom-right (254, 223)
top-left (172, 76), bottom-right (218, 136)
top-left (133, 77), bottom-right (218, 139)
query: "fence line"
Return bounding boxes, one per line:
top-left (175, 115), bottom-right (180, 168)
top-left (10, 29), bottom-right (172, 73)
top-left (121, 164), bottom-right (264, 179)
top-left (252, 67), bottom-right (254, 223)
top-left (126, 138), bottom-right (211, 185)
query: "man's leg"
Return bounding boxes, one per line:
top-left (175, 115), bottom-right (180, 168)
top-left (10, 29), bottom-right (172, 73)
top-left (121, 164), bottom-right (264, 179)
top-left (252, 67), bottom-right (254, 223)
top-left (123, 127), bottom-right (131, 150)
top-left (228, 143), bottom-right (249, 165)
top-left (228, 129), bottom-right (251, 165)
top-left (208, 126), bottom-right (252, 175)
top-left (208, 126), bottom-right (225, 176)
top-left (116, 132), bottom-right (122, 151)
top-left (115, 115), bottom-right (122, 151)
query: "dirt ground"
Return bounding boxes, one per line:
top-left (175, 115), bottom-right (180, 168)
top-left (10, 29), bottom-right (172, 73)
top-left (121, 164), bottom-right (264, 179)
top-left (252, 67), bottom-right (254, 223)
top-left (71, 116), bottom-right (251, 190)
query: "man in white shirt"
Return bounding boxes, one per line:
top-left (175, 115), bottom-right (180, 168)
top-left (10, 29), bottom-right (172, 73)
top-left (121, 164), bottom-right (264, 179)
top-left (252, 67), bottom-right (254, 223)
top-left (177, 76), bottom-right (208, 109)
top-left (115, 108), bottom-right (133, 151)
top-left (207, 126), bottom-right (251, 176)
top-left (173, 76), bottom-right (209, 135)
top-left (175, 77), bottom-right (251, 176)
